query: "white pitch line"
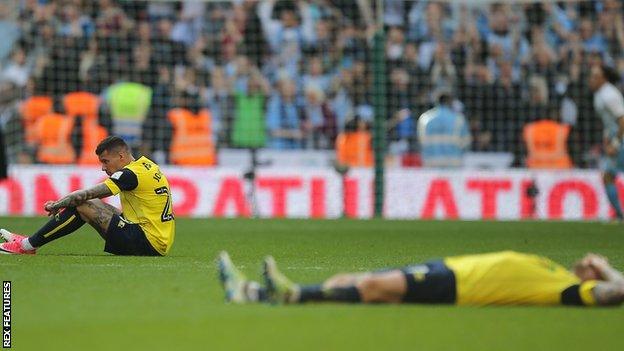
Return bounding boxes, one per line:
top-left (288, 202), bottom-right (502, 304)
top-left (285, 266), bottom-right (326, 270)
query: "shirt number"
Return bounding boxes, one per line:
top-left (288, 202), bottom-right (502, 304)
top-left (154, 186), bottom-right (174, 222)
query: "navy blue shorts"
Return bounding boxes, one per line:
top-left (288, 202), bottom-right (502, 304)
top-left (401, 260), bottom-right (456, 304)
top-left (104, 214), bottom-right (161, 256)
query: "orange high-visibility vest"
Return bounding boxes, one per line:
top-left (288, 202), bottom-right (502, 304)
top-left (63, 92), bottom-right (108, 165)
top-left (336, 131), bottom-right (373, 167)
top-left (78, 119), bottom-right (108, 165)
top-left (63, 92), bottom-right (99, 118)
top-left (168, 108), bottom-right (216, 165)
top-left (35, 113), bottom-right (76, 164)
top-left (523, 120), bottom-right (572, 169)
top-left (20, 96), bottom-right (53, 144)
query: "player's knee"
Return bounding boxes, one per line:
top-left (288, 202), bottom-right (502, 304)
top-left (74, 204), bottom-right (88, 219)
top-left (75, 202), bottom-right (91, 213)
top-left (75, 201), bottom-right (98, 219)
top-left (356, 276), bottom-right (386, 302)
top-left (325, 273), bottom-right (355, 287)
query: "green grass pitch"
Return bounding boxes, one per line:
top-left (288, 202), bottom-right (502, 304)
top-left (1, 217), bottom-right (623, 351)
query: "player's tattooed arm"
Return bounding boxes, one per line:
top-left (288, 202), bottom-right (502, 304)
top-left (46, 184), bottom-right (113, 212)
top-left (587, 255), bottom-right (624, 306)
top-left (592, 282), bottom-right (624, 306)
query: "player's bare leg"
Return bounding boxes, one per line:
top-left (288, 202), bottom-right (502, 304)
top-left (75, 199), bottom-right (121, 239)
top-left (263, 256), bottom-right (407, 303)
top-left (322, 272), bottom-right (406, 302)
top-left (351, 272), bottom-right (406, 303)
top-left (323, 273), bottom-right (362, 286)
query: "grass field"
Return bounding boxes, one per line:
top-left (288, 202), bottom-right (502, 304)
top-left (1, 217), bottom-right (623, 351)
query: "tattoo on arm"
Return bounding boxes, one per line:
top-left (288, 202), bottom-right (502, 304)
top-left (84, 200), bottom-right (114, 230)
top-left (599, 265), bottom-right (624, 283)
top-left (592, 282), bottom-right (624, 306)
top-left (51, 184), bottom-right (113, 210)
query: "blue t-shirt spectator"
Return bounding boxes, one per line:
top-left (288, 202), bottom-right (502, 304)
top-left (266, 85), bottom-right (302, 149)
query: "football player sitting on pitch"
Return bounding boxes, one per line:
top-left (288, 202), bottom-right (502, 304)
top-left (0, 136), bottom-right (175, 256)
top-left (217, 250), bottom-right (624, 306)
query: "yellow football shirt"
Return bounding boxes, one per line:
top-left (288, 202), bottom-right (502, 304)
top-left (444, 251), bottom-right (597, 306)
top-left (103, 156), bottom-right (175, 255)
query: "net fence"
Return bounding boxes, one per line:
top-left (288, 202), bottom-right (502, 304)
top-left (0, 0), bottom-right (622, 170)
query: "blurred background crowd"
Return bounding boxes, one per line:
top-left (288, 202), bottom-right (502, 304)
top-left (0, 0), bottom-right (623, 168)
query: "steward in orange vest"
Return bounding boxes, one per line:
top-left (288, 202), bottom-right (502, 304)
top-left (335, 118), bottom-right (373, 167)
top-left (168, 106), bottom-right (216, 166)
top-left (20, 96), bottom-right (53, 145)
top-left (34, 113), bottom-right (76, 164)
top-left (63, 92), bottom-right (108, 165)
top-left (523, 119), bottom-right (572, 169)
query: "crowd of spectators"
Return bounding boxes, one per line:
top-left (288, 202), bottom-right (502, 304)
top-left (0, 0), bottom-right (622, 167)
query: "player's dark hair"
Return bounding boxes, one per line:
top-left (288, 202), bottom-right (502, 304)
top-left (95, 136), bottom-right (129, 156)
top-left (601, 64), bottom-right (621, 84)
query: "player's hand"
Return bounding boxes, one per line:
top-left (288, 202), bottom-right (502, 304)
top-left (584, 253), bottom-right (610, 277)
top-left (588, 255), bottom-right (609, 268)
top-left (582, 253), bottom-right (607, 264)
top-left (44, 201), bottom-right (60, 216)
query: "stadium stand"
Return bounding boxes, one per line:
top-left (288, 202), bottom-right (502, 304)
top-left (0, 0), bottom-right (622, 170)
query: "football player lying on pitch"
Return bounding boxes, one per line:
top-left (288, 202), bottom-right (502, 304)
top-left (0, 136), bottom-right (175, 256)
top-left (218, 250), bottom-right (624, 306)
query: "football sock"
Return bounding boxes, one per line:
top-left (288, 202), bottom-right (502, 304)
top-left (21, 238), bottom-right (34, 251)
top-left (245, 281), bottom-right (268, 302)
top-left (27, 207), bottom-right (86, 248)
top-left (298, 284), bottom-right (361, 303)
top-left (323, 286), bottom-right (361, 302)
top-left (298, 284), bottom-right (325, 302)
top-left (605, 183), bottom-right (623, 219)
